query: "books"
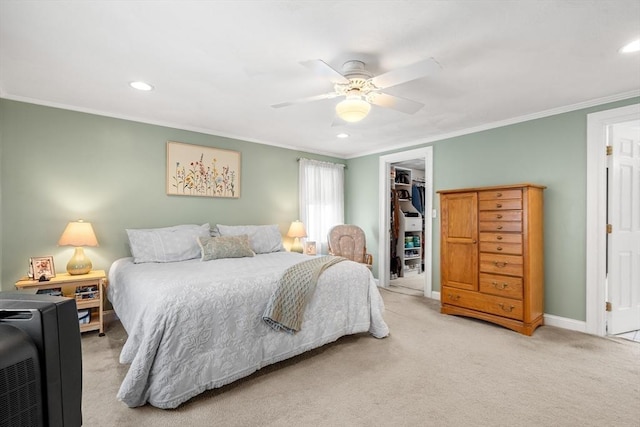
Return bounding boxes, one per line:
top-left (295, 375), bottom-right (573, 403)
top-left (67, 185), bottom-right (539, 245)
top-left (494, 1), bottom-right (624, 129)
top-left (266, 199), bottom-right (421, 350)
top-left (77, 309), bottom-right (90, 324)
top-left (36, 288), bottom-right (62, 297)
top-left (75, 285), bottom-right (98, 300)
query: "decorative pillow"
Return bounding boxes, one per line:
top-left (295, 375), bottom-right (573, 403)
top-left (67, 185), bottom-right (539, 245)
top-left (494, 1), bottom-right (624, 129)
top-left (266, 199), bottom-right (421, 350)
top-left (197, 235), bottom-right (255, 261)
top-left (215, 224), bottom-right (285, 254)
top-left (126, 223), bottom-right (210, 263)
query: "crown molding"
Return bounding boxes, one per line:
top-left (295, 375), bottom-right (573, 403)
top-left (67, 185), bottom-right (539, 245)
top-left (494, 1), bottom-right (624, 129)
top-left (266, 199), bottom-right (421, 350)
top-left (346, 90), bottom-right (640, 159)
top-left (0, 94), bottom-right (346, 159)
top-left (3, 89), bottom-right (639, 160)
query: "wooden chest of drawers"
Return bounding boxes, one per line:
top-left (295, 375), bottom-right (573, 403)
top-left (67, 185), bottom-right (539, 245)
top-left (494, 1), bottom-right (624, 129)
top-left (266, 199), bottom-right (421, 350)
top-left (439, 184), bottom-right (545, 335)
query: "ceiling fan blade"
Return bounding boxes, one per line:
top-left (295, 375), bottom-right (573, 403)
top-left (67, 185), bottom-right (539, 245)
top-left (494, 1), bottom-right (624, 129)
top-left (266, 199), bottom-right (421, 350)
top-left (330, 117), bottom-right (346, 127)
top-left (271, 92), bottom-right (338, 109)
top-left (371, 57), bottom-right (441, 89)
top-left (300, 59), bottom-right (350, 84)
top-left (369, 92), bottom-right (424, 114)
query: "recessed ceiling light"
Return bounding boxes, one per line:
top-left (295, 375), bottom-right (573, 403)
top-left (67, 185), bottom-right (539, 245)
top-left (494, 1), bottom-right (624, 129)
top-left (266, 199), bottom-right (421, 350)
top-left (129, 81), bottom-right (154, 91)
top-left (619, 39), bottom-right (640, 54)
top-left (336, 133), bottom-right (349, 139)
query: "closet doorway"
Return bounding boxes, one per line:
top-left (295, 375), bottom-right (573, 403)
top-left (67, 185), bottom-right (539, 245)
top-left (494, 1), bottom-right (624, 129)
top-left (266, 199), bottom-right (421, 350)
top-left (378, 147), bottom-right (433, 297)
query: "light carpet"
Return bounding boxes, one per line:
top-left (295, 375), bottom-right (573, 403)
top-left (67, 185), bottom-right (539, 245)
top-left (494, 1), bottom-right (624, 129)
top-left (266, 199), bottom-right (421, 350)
top-left (80, 289), bottom-right (640, 426)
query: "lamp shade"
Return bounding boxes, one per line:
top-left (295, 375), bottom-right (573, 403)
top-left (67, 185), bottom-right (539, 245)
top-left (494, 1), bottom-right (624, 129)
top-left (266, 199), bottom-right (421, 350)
top-left (58, 220), bottom-right (98, 275)
top-left (336, 92), bottom-right (371, 123)
top-left (58, 220), bottom-right (99, 247)
top-left (287, 220), bottom-right (307, 238)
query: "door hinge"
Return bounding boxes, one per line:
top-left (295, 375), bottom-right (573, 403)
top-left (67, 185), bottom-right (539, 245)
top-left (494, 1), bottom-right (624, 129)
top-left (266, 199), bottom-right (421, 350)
top-left (607, 224), bottom-right (612, 233)
top-left (606, 301), bottom-right (612, 312)
top-left (606, 145), bottom-right (613, 155)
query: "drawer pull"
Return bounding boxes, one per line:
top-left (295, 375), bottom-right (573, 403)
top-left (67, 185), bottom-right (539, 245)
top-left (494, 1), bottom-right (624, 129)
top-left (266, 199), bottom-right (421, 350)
top-left (496, 203), bottom-right (502, 208)
top-left (496, 192), bottom-right (502, 197)
top-left (494, 261), bottom-right (508, 268)
top-left (498, 303), bottom-right (515, 313)
top-left (447, 294), bottom-right (460, 301)
top-left (496, 225), bottom-right (503, 230)
top-left (492, 281), bottom-right (508, 290)
top-left (496, 214), bottom-right (503, 219)
top-left (497, 246), bottom-right (503, 251)
top-left (496, 235), bottom-right (503, 240)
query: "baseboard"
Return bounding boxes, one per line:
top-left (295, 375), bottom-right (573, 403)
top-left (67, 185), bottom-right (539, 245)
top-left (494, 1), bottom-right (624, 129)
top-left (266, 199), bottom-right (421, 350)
top-left (427, 291), bottom-right (587, 333)
top-left (542, 313), bottom-right (587, 333)
top-left (103, 287), bottom-right (588, 335)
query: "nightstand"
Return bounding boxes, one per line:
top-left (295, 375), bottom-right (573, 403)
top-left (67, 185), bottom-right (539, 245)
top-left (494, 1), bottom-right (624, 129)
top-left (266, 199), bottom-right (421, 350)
top-left (15, 269), bottom-right (106, 336)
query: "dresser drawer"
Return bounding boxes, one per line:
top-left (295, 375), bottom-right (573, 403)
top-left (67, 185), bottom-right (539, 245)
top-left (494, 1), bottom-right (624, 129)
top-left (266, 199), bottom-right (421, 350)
top-left (479, 199), bottom-right (522, 211)
top-left (480, 232), bottom-right (522, 244)
top-left (478, 210), bottom-right (522, 222)
top-left (479, 221), bottom-right (522, 232)
top-left (478, 189), bottom-right (522, 201)
top-left (480, 242), bottom-right (522, 255)
top-left (480, 253), bottom-right (523, 276)
top-left (479, 273), bottom-right (523, 299)
top-left (441, 286), bottom-right (523, 320)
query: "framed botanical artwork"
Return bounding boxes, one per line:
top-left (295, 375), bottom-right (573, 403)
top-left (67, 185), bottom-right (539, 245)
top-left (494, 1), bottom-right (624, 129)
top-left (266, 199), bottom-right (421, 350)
top-left (167, 141), bottom-right (241, 198)
top-left (30, 256), bottom-right (55, 281)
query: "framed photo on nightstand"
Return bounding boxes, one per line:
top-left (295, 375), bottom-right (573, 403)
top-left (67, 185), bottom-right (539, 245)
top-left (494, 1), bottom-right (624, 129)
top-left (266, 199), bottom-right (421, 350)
top-left (30, 256), bottom-right (55, 281)
top-left (305, 241), bottom-right (317, 256)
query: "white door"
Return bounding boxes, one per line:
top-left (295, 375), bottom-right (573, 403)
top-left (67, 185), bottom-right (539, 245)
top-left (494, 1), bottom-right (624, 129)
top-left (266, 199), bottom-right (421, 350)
top-left (607, 120), bottom-right (640, 334)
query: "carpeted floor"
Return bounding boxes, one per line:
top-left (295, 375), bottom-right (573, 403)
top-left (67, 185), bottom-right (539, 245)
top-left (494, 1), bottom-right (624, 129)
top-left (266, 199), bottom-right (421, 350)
top-left (80, 289), bottom-right (640, 427)
top-left (388, 273), bottom-right (425, 296)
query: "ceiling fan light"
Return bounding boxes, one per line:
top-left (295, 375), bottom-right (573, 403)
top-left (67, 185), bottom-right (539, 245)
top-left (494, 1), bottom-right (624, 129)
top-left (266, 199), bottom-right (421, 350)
top-left (336, 97), bottom-right (371, 122)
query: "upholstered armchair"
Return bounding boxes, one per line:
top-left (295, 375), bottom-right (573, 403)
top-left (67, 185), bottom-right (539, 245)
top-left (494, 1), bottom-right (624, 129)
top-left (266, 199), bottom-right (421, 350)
top-left (327, 224), bottom-right (373, 269)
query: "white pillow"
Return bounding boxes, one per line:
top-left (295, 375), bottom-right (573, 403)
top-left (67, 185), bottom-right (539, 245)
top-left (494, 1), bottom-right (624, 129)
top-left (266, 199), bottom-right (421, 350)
top-left (127, 223), bottom-right (211, 263)
top-left (215, 224), bottom-right (285, 254)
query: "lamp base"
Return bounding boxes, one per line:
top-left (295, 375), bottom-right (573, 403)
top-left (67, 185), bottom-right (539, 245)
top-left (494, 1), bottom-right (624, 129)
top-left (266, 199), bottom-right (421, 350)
top-left (67, 247), bottom-right (92, 275)
top-left (291, 237), bottom-right (304, 253)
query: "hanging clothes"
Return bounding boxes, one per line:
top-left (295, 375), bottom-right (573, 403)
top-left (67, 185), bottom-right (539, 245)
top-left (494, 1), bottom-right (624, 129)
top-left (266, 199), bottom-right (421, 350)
top-left (390, 189), bottom-right (402, 277)
top-left (411, 183), bottom-right (425, 215)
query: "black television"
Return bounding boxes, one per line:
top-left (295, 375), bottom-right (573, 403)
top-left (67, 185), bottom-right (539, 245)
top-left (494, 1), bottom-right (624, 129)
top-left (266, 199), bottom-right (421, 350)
top-left (0, 292), bottom-right (82, 427)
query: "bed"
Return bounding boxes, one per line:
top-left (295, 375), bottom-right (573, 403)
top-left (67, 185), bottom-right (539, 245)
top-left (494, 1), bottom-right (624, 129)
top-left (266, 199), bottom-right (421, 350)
top-left (107, 223), bottom-right (389, 409)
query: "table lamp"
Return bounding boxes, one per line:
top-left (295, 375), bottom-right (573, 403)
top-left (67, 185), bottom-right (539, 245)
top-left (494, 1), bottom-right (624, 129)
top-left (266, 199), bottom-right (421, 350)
top-left (287, 220), bottom-right (307, 253)
top-left (58, 220), bottom-right (99, 275)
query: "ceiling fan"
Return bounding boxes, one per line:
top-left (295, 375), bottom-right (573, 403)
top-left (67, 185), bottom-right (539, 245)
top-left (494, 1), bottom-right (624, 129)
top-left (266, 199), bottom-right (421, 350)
top-left (271, 58), bottom-right (441, 123)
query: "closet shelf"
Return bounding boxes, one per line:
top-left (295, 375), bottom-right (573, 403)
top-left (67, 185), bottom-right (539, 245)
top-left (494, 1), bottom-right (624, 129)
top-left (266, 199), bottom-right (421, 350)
top-left (393, 166), bottom-right (423, 278)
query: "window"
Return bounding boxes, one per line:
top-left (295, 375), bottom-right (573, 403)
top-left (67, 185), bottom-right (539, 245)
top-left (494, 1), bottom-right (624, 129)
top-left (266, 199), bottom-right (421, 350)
top-left (299, 158), bottom-right (345, 254)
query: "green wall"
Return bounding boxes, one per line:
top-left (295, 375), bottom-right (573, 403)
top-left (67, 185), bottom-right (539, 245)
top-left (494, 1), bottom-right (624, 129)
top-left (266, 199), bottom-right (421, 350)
top-left (346, 97), bottom-right (640, 322)
top-left (2, 96), bottom-right (639, 322)
top-left (0, 100), bottom-right (343, 289)
top-left (344, 155), bottom-right (381, 270)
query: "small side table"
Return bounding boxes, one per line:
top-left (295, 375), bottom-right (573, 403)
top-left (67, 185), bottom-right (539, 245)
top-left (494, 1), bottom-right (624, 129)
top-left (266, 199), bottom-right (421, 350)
top-left (15, 270), bottom-right (106, 336)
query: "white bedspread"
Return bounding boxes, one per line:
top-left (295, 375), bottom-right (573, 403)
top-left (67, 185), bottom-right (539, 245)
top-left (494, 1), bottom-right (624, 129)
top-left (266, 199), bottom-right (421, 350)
top-left (107, 252), bottom-right (389, 409)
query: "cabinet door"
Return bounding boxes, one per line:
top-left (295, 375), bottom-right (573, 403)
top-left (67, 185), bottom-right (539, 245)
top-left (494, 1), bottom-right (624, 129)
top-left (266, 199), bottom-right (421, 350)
top-left (441, 192), bottom-right (478, 291)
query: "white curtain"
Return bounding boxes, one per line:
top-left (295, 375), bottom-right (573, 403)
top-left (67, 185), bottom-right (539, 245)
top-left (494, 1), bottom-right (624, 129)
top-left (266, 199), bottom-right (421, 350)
top-left (299, 158), bottom-right (345, 254)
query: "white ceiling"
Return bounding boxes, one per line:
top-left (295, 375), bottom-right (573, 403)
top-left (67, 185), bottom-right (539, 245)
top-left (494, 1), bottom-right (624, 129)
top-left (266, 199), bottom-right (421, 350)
top-left (1, 1), bottom-right (639, 158)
